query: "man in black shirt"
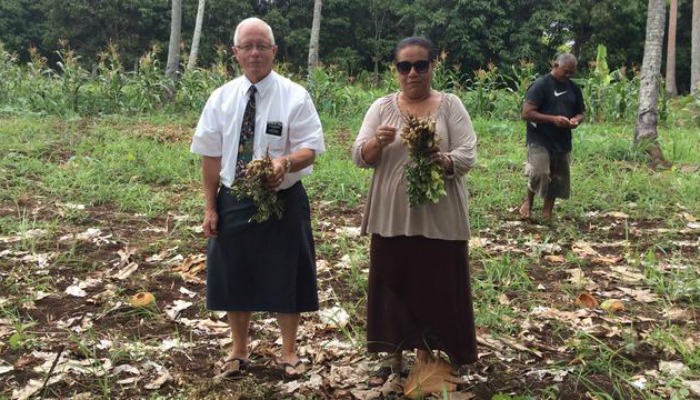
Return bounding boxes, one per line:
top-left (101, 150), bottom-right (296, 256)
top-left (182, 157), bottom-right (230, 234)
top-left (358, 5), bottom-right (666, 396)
top-left (519, 53), bottom-right (585, 220)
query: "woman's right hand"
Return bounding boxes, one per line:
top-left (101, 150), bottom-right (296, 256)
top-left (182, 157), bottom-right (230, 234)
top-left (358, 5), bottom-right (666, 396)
top-left (375, 125), bottom-right (397, 148)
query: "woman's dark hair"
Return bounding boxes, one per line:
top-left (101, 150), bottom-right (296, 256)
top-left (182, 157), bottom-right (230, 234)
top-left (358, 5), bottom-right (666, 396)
top-left (394, 37), bottom-right (438, 61)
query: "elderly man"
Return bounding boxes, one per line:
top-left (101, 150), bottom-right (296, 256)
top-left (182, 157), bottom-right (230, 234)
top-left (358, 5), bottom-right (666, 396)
top-left (191, 17), bottom-right (325, 378)
top-left (519, 53), bottom-right (585, 220)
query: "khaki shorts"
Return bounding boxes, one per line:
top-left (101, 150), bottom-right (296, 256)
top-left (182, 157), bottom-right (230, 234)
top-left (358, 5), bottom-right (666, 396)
top-left (525, 143), bottom-right (571, 199)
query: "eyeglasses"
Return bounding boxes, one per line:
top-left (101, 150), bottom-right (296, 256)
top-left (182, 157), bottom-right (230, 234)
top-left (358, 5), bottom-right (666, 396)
top-left (395, 60), bottom-right (431, 75)
top-left (236, 43), bottom-right (275, 52)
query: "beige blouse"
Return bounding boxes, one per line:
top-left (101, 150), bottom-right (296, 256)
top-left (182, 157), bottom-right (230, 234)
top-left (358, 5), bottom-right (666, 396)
top-left (352, 92), bottom-right (477, 241)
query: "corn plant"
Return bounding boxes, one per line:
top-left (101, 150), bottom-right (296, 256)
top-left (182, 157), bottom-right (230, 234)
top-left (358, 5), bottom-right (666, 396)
top-left (130, 44), bottom-right (166, 112)
top-left (55, 41), bottom-right (90, 114)
top-left (578, 45), bottom-right (644, 123)
top-left (500, 60), bottom-right (537, 120)
top-left (0, 43), bottom-right (655, 123)
top-left (307, 65), bottom-right (342, 117)
top-left (308, 65), bottom-right (376, 119)
top-left (174, 68), bottom-right (214, 112)
top-left (25, 46), bottom-right (59, 113)
top-left (463, 63), bottom-right (501, 119)
top-left (432, 51), bottom-right (465, 93)
top-left (0, 43), bottom-right (23, 106)
top-left (96, 42), bottom-right (125, 114)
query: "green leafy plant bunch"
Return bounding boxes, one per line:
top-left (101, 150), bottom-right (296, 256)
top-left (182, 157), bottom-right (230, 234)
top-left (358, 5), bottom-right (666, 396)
top-left (400, 115), bottom-right (446, 207)
top-left (230, 151), bottom-right (284, 223)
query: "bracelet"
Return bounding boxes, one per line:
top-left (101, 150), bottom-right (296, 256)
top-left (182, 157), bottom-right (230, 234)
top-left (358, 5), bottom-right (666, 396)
top-left (284, 156), bottom-right (292, 173)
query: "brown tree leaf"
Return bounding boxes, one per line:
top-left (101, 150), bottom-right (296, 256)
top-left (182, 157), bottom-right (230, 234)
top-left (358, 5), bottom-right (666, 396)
top-left (404, 358), bottom-right (458, 399)
top-left (543, 254), bottom-right (565, 263)
top-left (576, 292), bottom-right (599, 309)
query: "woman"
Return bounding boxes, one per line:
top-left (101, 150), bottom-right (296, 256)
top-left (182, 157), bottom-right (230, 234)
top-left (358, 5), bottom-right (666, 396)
top-left (351, 37), bottom-right (478, 384)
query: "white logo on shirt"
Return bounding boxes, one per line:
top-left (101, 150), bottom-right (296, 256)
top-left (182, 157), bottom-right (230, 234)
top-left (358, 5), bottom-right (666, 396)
top-left (554, 90), bottom-right (568, 97)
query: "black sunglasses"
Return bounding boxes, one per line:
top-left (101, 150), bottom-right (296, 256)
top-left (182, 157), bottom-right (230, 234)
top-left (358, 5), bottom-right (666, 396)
top-left (395, 60), bottom-right (431, 75)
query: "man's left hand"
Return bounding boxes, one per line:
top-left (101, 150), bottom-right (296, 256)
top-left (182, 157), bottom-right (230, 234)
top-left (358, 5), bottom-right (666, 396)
top-left (265, 157), bottom-right (286, 189)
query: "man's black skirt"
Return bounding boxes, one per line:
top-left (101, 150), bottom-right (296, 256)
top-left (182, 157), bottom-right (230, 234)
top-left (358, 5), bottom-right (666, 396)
top-left (205, 182), bottom-right (319, 313)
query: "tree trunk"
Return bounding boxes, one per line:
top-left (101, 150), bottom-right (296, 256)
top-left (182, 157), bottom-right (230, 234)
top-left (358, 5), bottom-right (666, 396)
top-left (165, 0), bottom-right (182, 79)
top-left (692, 0), bottom-right (700, 93)
top-left (369, 0), bottom-right (388, 86)
top-left (665, 0), bottom-right (678, 97)
top-left (307, 0), bottom-right (322, 76)
top-left (635, 0), bottom-right (669, 168)
top-left (373, 59), bottom-right (379, 85)
top-left (188, 0), bottom-right (206, 70)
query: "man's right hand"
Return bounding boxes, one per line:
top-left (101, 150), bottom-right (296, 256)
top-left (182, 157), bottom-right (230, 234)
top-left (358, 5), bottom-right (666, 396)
top-left (552, 115), bottom-right (574, 128)
top-left (203, 209), bottom-right (219, 237)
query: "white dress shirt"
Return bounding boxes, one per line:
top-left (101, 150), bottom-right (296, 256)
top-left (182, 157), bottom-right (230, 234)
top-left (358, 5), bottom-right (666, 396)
top-left (191, 71), bottom-right (325, 189)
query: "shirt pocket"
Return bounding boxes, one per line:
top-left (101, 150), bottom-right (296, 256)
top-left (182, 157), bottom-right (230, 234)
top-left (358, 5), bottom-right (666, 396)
top-left (263, 121), bottom-right (286, 156)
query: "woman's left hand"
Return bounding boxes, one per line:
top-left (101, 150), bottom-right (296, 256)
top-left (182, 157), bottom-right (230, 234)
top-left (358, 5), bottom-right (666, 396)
top-left (429, 150), bottom-right (453, 173)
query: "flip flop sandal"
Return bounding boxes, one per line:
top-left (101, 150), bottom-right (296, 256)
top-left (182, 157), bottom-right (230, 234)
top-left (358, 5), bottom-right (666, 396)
top-left (215, 357), bottom-right (249, 379)
top-left (278, 360), bottom-right (307, 379)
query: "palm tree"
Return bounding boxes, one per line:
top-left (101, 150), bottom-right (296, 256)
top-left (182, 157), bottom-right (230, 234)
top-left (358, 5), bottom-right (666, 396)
top-left (188, 0), bottom-right (206, 70)
top-left (635, 0), bottom-right (669, 168)
top-left (665, 0), bottom-right (678, 97)
top-left (166, 0), bottom-right (182, 79)
top-left (307, 0), bottom-right (322, 76)
top-left (692, 0), bottom-right (700, 93)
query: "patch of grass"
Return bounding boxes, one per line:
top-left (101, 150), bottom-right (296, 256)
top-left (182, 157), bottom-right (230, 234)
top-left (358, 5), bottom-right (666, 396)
top-left (305, 117), bottom-right (371, 207)
top-left (480, 253), bottom-right (535, 292)
top-left (568, 332), bottom-right (646, 399)
top-left (645, 325), bottom-right (700, 370)
top-left (0, 93), bottom-right (699, 398)
top-left (641, 250), bottom-right (700, 303)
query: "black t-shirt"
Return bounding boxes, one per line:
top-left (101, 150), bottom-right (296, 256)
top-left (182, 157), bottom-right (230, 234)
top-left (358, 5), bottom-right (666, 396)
top-left (524, 73), bottom-right (585, 154)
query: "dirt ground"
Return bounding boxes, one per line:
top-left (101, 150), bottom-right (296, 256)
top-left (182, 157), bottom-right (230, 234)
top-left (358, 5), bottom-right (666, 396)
top-left (1, 197), bottom-right (699, 400)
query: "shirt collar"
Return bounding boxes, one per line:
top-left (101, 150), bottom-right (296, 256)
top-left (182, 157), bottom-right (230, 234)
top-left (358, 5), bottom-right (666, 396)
top-left (242, 71), bottom-right (276, 99)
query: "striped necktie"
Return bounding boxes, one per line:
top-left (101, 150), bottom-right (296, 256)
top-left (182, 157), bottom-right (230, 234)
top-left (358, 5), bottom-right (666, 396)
top-left (235, 85), bottom-right (257, 178)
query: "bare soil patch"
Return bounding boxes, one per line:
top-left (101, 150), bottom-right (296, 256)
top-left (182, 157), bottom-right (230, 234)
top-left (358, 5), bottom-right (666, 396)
top-left (1, 197), bottom-right (699, 399)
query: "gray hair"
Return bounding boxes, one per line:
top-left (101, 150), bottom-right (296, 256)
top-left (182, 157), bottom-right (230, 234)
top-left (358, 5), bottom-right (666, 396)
top-left (234, 17), bottom-right (276, 45)
top-left (554, 53), bottom-right (577, 67)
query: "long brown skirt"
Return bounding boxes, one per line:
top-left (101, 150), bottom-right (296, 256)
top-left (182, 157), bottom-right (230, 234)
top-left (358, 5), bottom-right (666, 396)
top-left (367, 234), bottom-right (478, 365)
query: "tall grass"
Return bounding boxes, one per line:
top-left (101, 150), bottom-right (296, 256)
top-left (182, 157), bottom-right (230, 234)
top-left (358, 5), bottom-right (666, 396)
top-left (3, 41), bottom-right (696, 127)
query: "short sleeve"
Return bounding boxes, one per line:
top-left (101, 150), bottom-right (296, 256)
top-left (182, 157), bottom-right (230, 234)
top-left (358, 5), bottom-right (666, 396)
top-left (191, 93), bottom-right (223, 157)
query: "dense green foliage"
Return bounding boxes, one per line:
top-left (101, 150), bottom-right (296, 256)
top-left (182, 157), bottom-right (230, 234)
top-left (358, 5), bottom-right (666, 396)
top-left (3, 41), bottom-right (699, 130)
top-left (0, 0), bottom-right (696, 93)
